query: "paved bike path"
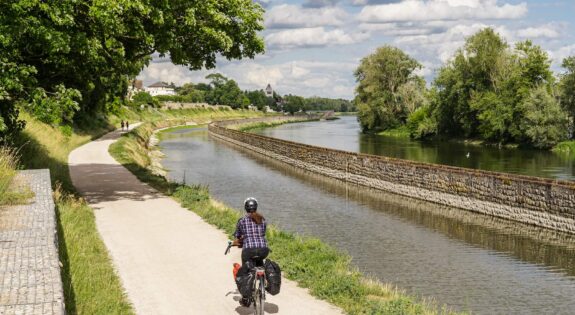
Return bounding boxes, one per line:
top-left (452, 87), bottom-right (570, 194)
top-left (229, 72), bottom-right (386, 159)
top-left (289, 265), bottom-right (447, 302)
top-left (68, 127), bottom-right (342, 315)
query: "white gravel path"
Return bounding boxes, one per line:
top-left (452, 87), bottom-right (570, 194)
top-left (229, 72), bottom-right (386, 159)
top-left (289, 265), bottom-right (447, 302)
top-left (68, 126), bottom-right (342, 315)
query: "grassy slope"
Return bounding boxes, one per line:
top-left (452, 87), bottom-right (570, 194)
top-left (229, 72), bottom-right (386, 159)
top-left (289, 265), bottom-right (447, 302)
top-left (553, 140), bottom-right (575, 156)
top-left (0, 146), bottom-right (33, 205)
top-left (15, 107), bottom-right (261, 314)
top-left (17, 111), bottom-right (132, 315)
top-left (110, 120), bottom-right (459, 315)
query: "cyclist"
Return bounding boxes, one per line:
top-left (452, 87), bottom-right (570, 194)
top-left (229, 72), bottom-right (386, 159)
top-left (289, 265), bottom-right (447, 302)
top-left (233, 197), bottom-right (269, 306)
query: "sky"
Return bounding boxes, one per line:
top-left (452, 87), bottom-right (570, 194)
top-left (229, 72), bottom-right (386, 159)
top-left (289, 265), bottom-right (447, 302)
top-left (138, 0), bottom-right (575, 100)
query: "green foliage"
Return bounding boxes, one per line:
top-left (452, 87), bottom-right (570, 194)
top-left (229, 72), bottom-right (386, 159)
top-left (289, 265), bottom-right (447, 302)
top-left (518, 86), bottom-right (568, 149)
top-left (245, 90), bottom-right (269, 110)
top-left (407, 27), bottom-right (569, 148)
top-left (173, 83), bottom-right (207, 103)
top-left (131, 92), bottom-right (159, 108)
top-left (28, 84), bottom-right (81, 126)
top-left (469, 91), bottom-right (511, 141)
top-left (283, 94), bottom-right (306, 114)
top-left (304, 97), bottom-right (355, 112)
top-left (354, 46), bottom-right (423, 132)
top-left (0, 0), bottom-right (265, 141)
top-left (407, 105), bottom-right (437, 140)
top-left (0, 146), bottom-right (18, 203)
top-left (553, 141), bottom-right (575, 155)
top-left (204, 74), bottom-right (247, 108)
top-left (560, 56), bottom-right (575, 139)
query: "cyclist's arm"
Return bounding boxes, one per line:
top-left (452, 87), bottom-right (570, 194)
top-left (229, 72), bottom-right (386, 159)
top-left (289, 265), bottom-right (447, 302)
top-left (233, 219), bottom-right (243, 240)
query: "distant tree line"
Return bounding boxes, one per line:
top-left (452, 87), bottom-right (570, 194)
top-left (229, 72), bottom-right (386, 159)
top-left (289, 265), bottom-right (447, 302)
top-left (0, 0), bottom-right (265, 144)
top-left (136, 73), bottom-right (355, 113)
top-left (355, 28), bottom-right (575, 149)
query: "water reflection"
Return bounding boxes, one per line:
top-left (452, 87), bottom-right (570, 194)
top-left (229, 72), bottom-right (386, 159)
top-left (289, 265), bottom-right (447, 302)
top-left (253, 117), bottom-right (575, 181)
top-left (231, 139), bottom-right (575, 277)
top-left (160, 128), bottom-right (575, 314)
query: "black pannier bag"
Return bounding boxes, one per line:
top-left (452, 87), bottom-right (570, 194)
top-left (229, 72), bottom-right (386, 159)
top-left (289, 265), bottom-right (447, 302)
top-left (236, 262), bottom-right (255, 297)
top-left (264, 260), bottom-right (281, 295)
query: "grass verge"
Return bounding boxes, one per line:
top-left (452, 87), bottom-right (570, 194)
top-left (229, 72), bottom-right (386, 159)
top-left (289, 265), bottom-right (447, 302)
top-left (378, 126), bottom-right (411, 138)
top-left (553, 141), bottom-right (575, 155)
top-left (0, 146), bottom-right (34, 205)
top-left (16, 111), bottom-right (133, 315)
top-left (110, 120), bottom-right (460, 315)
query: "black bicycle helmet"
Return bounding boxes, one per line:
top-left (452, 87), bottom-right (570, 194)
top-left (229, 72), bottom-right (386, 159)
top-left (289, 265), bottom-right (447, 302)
top-left (244, 197), bottom-right (258, 213)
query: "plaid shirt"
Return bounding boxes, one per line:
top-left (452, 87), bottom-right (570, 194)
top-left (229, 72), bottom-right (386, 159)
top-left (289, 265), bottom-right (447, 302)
top-left (234, 214), bottom-right (268, 249)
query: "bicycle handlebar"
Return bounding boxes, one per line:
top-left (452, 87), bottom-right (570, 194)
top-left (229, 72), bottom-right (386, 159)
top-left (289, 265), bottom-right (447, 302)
top-left (225, 240), bottom-right (239, 255)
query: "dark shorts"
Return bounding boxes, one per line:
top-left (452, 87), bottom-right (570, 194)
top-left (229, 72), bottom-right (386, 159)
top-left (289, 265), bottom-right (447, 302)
top-left (241, 247), bottom-right (269, 266)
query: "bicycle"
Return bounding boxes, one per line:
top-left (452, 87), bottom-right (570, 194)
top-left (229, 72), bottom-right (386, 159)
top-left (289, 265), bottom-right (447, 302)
top-left (225, 241), bottom-right (267, 315)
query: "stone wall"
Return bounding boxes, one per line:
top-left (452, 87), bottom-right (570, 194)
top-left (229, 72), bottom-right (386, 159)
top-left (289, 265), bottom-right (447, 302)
top-left (209, 118), bottom-right (575, 234)
top-left (0, 169), bottom-right (65, 314)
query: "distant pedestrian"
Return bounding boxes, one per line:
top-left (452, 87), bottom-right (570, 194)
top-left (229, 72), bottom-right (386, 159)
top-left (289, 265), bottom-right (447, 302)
top-left (126, 121), bottom-right (130, 130)
top-left (121, 120), bottom-right (125, 131)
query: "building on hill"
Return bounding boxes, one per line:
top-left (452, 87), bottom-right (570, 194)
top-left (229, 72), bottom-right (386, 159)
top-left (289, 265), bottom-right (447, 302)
top-left (127, 79), bottom-right (144, 100)
top-left (147, 81), bottom-right (176, 96)
top-left (265, 84), bottom-right (273, 97)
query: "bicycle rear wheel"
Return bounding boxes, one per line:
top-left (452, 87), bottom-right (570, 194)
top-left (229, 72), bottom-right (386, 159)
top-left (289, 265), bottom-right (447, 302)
top-left (254, 278), bottom-right (265, 315)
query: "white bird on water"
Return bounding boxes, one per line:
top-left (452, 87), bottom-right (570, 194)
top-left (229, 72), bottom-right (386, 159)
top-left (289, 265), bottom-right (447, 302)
top-left (466, 152), bottom-right (470, 158)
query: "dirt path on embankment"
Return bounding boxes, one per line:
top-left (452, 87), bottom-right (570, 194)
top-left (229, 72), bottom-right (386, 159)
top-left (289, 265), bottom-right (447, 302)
top-left (68, 126), bottom-right (342, 315)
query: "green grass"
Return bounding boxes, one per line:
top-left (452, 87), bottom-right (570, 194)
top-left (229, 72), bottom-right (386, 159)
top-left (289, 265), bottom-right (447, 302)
top-left (11, 106), bottom-right (265, 314)
top-left (16, 111), bottom-right (134, 315)
top-left (110, 119), bottom-right (461, 315)
top-left (378, 126), bottom-right (411, 138)
top-left (54, 187), bottom-right (133, 315)
top-left (0, 146), bottom-right (35, 205)
top-left (553, 140), bottom-right (575, 155)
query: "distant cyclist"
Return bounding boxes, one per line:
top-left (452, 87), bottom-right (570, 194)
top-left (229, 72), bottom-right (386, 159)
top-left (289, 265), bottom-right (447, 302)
top-left (233, 197), bottom-right (269, 306)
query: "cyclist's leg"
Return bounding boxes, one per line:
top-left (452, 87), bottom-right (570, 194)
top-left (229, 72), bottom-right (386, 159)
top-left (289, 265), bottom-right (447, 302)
top-left (241, 248), bottom-right (257, 265)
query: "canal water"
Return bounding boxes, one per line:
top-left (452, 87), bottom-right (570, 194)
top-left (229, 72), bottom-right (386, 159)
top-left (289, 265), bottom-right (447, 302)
top-left (253, 116), bottom-right (575, 181)
top-left (159, 126), bottom-right (575, 314)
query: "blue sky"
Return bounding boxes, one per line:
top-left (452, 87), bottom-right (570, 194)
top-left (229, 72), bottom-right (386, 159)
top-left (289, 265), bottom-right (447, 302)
top-left (139, 0), bottom-right (575, 100)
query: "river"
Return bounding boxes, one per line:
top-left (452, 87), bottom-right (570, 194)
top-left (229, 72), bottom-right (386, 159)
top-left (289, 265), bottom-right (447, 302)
top-left (253, 116), bottom-right (575, 181)
top-left (159, 123), bottom-right (575, 314)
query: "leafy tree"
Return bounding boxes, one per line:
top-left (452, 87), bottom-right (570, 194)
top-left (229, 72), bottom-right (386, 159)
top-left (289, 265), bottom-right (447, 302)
top-left (176, 83), bottom-right (206, 103)
top-left (518, 86), bottom-right (568, 148)
top-left (560, 56), bottom-right (575, 138)
top-left (131, 92), bottom-right (159, 108)
top-left (422, 28), bottom-right (561, 146)
top-left (283, 95), bottom-right (306, 114)
top-left (354, 46), bottom-right (422, 132)
top-left (27, 85), bottom-right (81, 126)
top-left (0, 0), bottom-right (265, 141)
top-left (407, 105), bottom-right (437, 140)
top-left (433, 28), bottom-right (509, 137)
top-left (204, 74), bottom-right (246, 108)
top-left (246, 90), bottom-right (269, 110)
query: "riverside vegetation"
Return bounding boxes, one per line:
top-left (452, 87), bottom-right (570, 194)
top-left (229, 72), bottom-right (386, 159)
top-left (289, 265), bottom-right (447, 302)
top-left (356, 28), bottom-right (575, 153)
top-left (0, 146), bottom-right (33, 205)
top-left (109, 119), bottom-right (461, 315)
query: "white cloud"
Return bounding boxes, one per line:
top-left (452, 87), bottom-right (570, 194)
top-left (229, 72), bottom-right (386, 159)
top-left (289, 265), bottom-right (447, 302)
top-left (550, 45), bottom-right (575, 66)
top-left (358, 0), bottom-right (528, 23)
top-left (516, 24), bottom-right (561, 39)
top-left (138, 58), bottom-right (357, 99)
top-left (265, 27), bottom-right (369, 49)
top-left (265, 4), bottom-right (348, 29)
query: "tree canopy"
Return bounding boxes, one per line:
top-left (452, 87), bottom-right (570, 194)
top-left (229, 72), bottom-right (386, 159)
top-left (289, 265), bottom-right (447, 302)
top-left (356, 28), bottom-right (572, 149)
top-left (0, 0), bottom-right (265, 143)
top-left (354, 46), bottom-right (424, 132)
